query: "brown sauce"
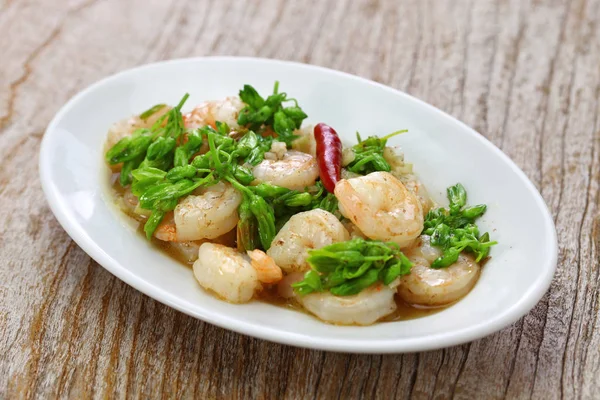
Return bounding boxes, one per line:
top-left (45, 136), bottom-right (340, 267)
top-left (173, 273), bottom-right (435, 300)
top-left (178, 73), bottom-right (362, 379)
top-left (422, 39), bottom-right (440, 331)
top-left (110, 174), bottom-right (450, 323)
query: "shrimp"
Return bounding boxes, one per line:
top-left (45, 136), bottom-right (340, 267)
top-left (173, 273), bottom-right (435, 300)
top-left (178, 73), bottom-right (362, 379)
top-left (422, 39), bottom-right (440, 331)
top-left (252, 149), bottom-right (319, 191)
top-left (267, 209), bottom-right (350, 273)
top-left (167, 228), bottom-right (237, 264)
top-left (193, 243), bottom-right (260, 303)
top-left (381, 146), bottom-right (433, 215)
top-left (184, 96), bottom-right (245, 130)
top-left (154, 182), bottom-right (242, 242)
top-left (334, 171), bottom-right (424, 248)
top-left (247, 249), bottom-right (283, 284)
top-left (298, 282), bottom-right (398, 325)
top-left (396, 174), bottom-right (434, 216)
top-left (397, 236), bottom-right (481, 306)
top-left (154, 212), bottom-right (178, 241)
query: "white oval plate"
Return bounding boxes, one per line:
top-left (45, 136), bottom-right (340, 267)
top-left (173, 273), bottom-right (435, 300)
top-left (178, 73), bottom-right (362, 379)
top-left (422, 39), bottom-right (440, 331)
top-left (40, 57), bottom-right (557, 353)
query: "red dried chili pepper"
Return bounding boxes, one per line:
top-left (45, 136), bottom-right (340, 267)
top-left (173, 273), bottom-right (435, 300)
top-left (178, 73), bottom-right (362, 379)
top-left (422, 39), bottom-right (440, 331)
top-left (314, 123), bottom-right (342, 193)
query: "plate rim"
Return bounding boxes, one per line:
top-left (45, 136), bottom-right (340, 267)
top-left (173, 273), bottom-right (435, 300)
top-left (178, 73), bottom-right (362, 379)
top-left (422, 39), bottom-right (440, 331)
top-left (39, 56), bottom-right (558, 353)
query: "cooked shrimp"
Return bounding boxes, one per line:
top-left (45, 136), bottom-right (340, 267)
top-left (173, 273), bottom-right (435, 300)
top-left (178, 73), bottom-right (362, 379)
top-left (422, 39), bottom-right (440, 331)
top-left (396, 174), bottom-right (434, 216)
top-left (184, 96), bottom-right (245, 129)
top-left (167, 228), bottom-right (237, 264)
top-left (397, 236), bottom-right (481, 306)
top-left (193, 243), bottom-right (260, 303)
top-left (252, 150), bottom-right (319, 191)
top-left (403, 235), bottom-right (443, 263)
top-left (247, 249), bottom-right (283, 284)
top-left (267, 209), bottom-right (350, 273)
top-left (334, 171), bottom-right (424, 248)
top-left (298, 282), bottom-right (398, 325)
top-left (154, 212), bottom-right (178, 241)
top-left (154, 182), bottom-right (242, 242)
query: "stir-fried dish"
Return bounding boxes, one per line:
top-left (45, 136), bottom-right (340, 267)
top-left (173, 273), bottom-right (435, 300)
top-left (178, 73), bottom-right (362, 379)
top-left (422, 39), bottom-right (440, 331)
top-left (105, 82), bottom-right (497, 326)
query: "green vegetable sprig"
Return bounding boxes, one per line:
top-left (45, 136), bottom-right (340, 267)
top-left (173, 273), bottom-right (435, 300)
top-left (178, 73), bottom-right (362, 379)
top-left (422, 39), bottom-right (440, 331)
top-left (291, 238), bottom-right (412, 297)
top-left (130, 123), bottom-right (269, 241)
top-left (229, 181), bottom-right (338, 251)
top-left (249, 181), bottom-right (338, 227)
top-left (346, 130), bottom-right (407, 175)
top-left (106, 94), bottom-right (190, 186)
top-left (250, 181), bottom-right (337, 214)
top-left (423, 183), bottom-right (497, 268)
top-left (190, 126), bottom-right (277, 250)
top-left (139, 173), bottom-right (215, 239)
top-left (105, 94), bottom-right (224, 238)
top-left (105, 84), bottom-right (317, 245)
top-left (237, 81), bottom-right (307, 146)
top-left (238, 131), bottom-right (274, 166)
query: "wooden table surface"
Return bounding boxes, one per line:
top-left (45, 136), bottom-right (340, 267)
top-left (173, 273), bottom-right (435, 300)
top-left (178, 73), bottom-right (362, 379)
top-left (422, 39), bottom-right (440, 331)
top-left (1, 0), bottom-right (599, 398)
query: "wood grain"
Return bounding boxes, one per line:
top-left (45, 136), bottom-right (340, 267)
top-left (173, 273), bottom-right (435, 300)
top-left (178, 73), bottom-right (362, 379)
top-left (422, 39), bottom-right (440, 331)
top-left (1, 0), bottom-right (599, 398)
